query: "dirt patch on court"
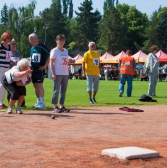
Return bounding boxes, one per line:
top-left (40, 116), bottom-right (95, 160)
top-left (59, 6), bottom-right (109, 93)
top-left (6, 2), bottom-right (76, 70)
top-left (0, 105), bottom-right (167, 168)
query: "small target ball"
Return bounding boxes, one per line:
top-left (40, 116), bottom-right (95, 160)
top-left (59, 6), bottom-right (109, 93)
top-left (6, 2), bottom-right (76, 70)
top-left (51, 115), bottom-right (55, 119)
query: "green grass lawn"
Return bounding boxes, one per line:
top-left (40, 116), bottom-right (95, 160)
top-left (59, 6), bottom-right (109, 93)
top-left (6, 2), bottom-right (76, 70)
top-left (4, 78), bottom-right (167, 110)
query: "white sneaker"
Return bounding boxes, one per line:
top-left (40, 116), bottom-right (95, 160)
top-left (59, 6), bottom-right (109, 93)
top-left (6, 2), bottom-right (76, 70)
top-left (16, 107), bottom-right (22, 114)
top-left (32, 103), bottom-right (39, 108)
top-left (35, 103), bottom-right (46, 109)
top-left (6, 107), bottom-right (12, 114)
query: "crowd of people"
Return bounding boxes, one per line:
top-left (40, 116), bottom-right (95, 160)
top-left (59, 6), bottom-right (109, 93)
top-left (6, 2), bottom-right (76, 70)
top-left (0, 31), bottom-right (165, 114)
top-left (0, 31), bottom-right (76, 114)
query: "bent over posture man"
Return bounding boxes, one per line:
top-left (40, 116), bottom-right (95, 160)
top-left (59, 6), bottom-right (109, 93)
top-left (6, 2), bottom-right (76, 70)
top-left (29, 33), bottom-right (50, 109)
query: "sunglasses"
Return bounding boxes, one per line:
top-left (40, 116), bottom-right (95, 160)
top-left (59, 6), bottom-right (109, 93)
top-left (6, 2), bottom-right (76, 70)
top-left (7, 37), bottom-right (12, 40)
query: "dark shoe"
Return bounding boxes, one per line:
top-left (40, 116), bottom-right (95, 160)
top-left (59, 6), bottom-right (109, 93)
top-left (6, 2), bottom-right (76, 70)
top-left (119, 92), bottom-right (123, 97)
top-left (0, 104), bottom-right (8, 109)
top-left (89, 99), bottom-right (94, 104)
top-left (21, 105), bottom-right (27, 108)
top-left (60, 106), bottom-right (70, 112)
top-left (93, 98), bottom-right (97, 103)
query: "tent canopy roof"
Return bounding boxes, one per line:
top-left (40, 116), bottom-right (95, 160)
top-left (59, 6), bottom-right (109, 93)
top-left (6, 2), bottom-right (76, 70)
top-left (73, 54), bottom-right (83, 60)
top-left (68, 55), bottom-right (73, 59)
top-left (114, 51), bottom-right (126, 59)
top-left (100, 52), bottom-right (114, 60)
top-left (159, 55), bottom-right (167, 62)
top-left (156, 50), bottom-right (167, 58)
top-left (132, 50), bottom-right (147, 59)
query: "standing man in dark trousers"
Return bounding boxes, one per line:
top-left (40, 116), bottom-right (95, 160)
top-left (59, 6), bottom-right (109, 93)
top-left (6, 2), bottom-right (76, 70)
top-left (29, 33), bottom-right (50, 109)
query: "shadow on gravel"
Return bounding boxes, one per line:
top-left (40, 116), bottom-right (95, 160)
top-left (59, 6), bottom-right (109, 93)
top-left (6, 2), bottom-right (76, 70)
top-left (0, 116), bottom-right (14, 117)
top-left (70, 108), bottom-right (102, 111)
top-left (24, 112), bottom-right (75, 119)
top-left (69, 111), bottom-right (132, 115)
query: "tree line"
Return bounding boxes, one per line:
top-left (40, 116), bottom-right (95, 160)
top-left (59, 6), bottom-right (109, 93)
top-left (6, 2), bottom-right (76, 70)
top-left (0, 0), bottom-right (167, 57)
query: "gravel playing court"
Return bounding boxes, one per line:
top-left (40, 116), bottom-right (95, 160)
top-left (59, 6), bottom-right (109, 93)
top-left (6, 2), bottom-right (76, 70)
top-left (0, 105), bottom-right (167, 168)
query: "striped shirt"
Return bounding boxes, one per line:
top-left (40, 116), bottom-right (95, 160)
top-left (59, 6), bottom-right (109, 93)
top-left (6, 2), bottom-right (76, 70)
top-left (0, 43), bottom-right (11, 68)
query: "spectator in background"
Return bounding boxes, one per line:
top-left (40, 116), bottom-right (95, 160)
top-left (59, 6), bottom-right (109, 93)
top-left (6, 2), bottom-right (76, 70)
top-left (159, 69), bottom-right (163, 82)
top-left (159, 64), bottom-right (167, 81)
top-left (99, 68), bottom-right (104, 80)
top-left (0, 31), bottom-right (12, 109)
top-left (104, 67), bottom-right (108, 80)
top-left (143, 45), bottom-right (159, 97)
top-left (29, 33), bottom-right (50, 109)
top-left (111, 66), bottom-right (119, 80)
top-left (68, 66), bottom-right (71, 79)
top-left (9, 39), bottom-right (21, 67)
top-left (139, 68), bottom-right (143, 79)
top-left (118, 50), bottom-right (136, 97)
top-left (77, 66), bottom-right (82, 79)
top-left (82, 42), bottom-right (100, 104)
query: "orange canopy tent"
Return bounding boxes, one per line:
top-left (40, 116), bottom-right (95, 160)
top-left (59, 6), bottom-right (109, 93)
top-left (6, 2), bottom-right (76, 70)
top-left (132, 50), bottom-right (148, 63)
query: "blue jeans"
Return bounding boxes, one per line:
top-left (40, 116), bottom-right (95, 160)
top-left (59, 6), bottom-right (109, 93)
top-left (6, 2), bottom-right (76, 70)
top-left (119, 74), bottom-right (133, 97)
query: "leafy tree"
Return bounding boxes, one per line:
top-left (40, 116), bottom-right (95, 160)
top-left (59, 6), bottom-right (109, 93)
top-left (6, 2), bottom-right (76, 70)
top-left (1, 4), bottom-right (8, 27)
top-left (68, 18), bottom-right (77, 41)
top-left (99, 6), bottom-right (127, 54)
top-left (157, 7), bottom-right (167, 51)
top-left (103, 0), bottom-right (119, 12)
top-left (40, 0), bottom-right (69, 49)
top-left (7, 1), bottom-right (37, 56)
top-left (142, 11), bottom-right (159, 52)
top-left (68, 0), bottom-right (73, 19)
top-left (19, 34), bottom-right (31, 58)
top-left (67, 41), bottom-right (76, 50)
top-left (62, 0), bottom-right (73, 19)
top-left (62, 0), bottom-right (68, 15)
top-left (75, 0), bottom-right (101, 49)
top-left (0, 25), bottom-right (7, 35)
top-left (116, 4), bottom-right (149, 53)
top-left (67, 18), bottom-right (77, 49)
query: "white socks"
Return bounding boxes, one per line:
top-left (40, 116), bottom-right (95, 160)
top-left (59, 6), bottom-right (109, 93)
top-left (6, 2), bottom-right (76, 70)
top-left (37, 98), bottom-right (44, 104)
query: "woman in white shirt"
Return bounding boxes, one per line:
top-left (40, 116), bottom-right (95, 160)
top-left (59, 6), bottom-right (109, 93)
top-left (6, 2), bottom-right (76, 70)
top-left (50, 34), bottom-right (74, 113)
